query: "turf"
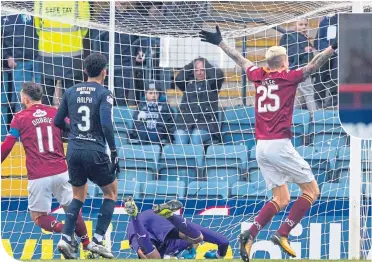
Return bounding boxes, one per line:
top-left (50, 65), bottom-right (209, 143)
top-left (27, 259), bottom-right (367, 262)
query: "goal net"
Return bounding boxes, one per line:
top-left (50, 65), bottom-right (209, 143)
top-left (1, 0), bottom-right (371, 260)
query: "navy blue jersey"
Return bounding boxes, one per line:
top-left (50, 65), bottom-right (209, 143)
top-left (54, 82), bottom-right (116, 152)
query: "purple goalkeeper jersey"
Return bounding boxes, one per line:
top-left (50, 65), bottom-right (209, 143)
top-left (127, 210), bottom-right (190, 257)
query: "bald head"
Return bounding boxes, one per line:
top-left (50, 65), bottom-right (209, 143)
top-left (265, 46), bottom-right (289, 71)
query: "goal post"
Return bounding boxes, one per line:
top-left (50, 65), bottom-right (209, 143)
top-left (0, 1), bottom-right (371, 260)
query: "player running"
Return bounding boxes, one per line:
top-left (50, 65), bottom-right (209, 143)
top-left (54, 53), bottom-right (119, 259)
top-left (1, 82), bottom-right (91, 258)
top-left (200, 26), bottom-right (337, 261)
top-left (124, 198), bottom-right (229, 259)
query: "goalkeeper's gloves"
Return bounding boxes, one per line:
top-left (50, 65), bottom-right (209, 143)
top-left (200, 25), bottom-right (223, 46)
top-left (110, 150), bottom-right (120, 175)
top-left (331, 39), bottom-right (338, 50)
top-left (204, 250), bottom-right (221, 259)
top-left (182, 247), bottom-right (197, 259)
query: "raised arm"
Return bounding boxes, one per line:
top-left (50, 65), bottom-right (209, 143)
top-left (302, 41), bottom-right (338, 79)
top-left (200, 26), bottom-right (253, 72)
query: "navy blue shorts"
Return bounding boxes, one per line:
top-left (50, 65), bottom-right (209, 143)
top-left (66, 149), bottom-right (116, 187)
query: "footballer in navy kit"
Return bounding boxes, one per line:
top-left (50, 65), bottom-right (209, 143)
top-left (124, 198), bottom-right (229, 259)
top-left (54, 53), bottom-right (119, 259)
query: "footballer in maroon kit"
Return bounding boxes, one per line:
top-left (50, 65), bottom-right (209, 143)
top-left (1, 82), bottom-right (90, 258)
top-left (200, 26), bottom-right (337, 261)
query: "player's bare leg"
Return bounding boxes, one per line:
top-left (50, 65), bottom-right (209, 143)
top-left (58, 184), bottom-right (88, 259)
top-left (240, 184), bottom-right (287, 262)
top-left (86, 180), bottom-right (117, 259)
top-left (271, 181), bottom-right (319, 258)
top-left (267, 184), bottom-right (297, 258)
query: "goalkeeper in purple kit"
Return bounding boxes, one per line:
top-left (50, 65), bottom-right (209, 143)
top-left (124, 198), bottom-right (229, 259)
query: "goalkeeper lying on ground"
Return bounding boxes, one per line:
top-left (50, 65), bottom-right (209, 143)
top-left (124, 198), bottom-right (229, 259)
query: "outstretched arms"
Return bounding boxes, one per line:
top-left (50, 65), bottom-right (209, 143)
top-left (302, 41), bottom-right (338, 79)
top-left (200, 26), bottom-right (254, 72)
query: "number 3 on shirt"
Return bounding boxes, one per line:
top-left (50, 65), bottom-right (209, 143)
top-left (257, 85), bottom-right (280, 113)
top-left (78, 105), bottom-right (91, 132)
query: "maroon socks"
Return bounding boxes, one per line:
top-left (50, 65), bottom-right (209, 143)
top-left (278, 194), bottom-right (313, 237)
top-left (249, 200), bottom-right (280, 239)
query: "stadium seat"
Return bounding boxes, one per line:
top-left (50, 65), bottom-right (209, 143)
top-left (115, 135), bottom-right (128, 147)
top-left (292, 109), bottom-right (310, 147)
top-left (142, 180), bottom-right (186, 199)
top-left (158, 145), bottom-right (204, 184)
top-left (231, 181), bottom-right (272, 198)
top-left (296, 146), bottom-right (337, 185)
top-left (288, 183), bottom-right (301, 198)
top-left (312, 133), bottom-right (348, 148)
top-left (362, 173), bottom-right (372, 199)
top-left (87, 181), bottom-right (99, 197)
top-left (116, 179), bottom-right (142, 198)
top-left (329, 147), bottom-right (350, 182)
top-left (309, 110), bottom-right (346, 148)
top-left (232, 168), bottom-right (271, 198)
top-left (321, 176), bottom-right (349, 198)
top-left (187, 180), bottom-right (229, 199)
top-left (311, 110), bottom-right (344, 134)
top-left (118, 145), bottom-right (160, 172)
top-left (248, 146), bottom-right (258, 174)
top-left (113, 106), bottom-right (134, 135)
top-left (205, 145), bottom-right (249, 186)
top-left (221, 106), bottom-right (256, 149)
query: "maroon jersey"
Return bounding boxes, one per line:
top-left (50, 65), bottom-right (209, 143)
top-left (246, 66), bottom-right (304, 140)
top-left (9, 104), bottom-right (67, 180)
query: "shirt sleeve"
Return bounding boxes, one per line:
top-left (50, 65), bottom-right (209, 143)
top-left (130, 236), bottom-right (140, 253)
top-left (54, 93), bottom-right (69, 130)
top-left (2, 115), bottom-right (20, 162)
top-left (246, 66), bottom-right (261, 82)
top-left (100, 91), bottom-right (116, 151)
top-left (288, 68), bottom-right (305, 85)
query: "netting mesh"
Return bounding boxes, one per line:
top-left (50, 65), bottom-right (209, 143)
top-left (0, 0), bottom-right (371, 260)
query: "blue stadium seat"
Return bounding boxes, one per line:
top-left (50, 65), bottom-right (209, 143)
top-left (362, 173), bottom-right (372, 198)
top-left (292, 109), bottom-right (310, 147)
top-left (222, 106), bottom-right (256, 149)
top-left (206, 145), bottom-right (249, 186)
top-left (231, 181), bottom-right (272, 198)
top-left (87, 181), bottom-right (99, 197)
top-left (115, 135), bottom-right (128, 147)
top-left (296, 146), bottom-right (337, 185)
top-left (187, 180), bottom-right (229, 199)
top-left (232, 169), bottom-right (271, 198)
top-left (248, 146), bottom-right (258, 173)
top-left (312, 133), bottom-right (348, 148)
top-left (158, 145), bottom-right (204, 183)
top-left (288, 183), bottom-right (301, 198)
top-left (118, 145), bottom-right (161, 181)
top-left (113, 106), bottom-right (134, 134)
top-left (310, 110), bottom-right (344, 134)
top-left (142, 180), bottom-right (186, 199)
top-left (117, 179), bottom-right (142, 198)
top-left (321, 176), bottom-right (349, 198)
top-left (329, 147), bottom-right (350, 182)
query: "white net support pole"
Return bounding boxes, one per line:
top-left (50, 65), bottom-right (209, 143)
top-left (349, 136), bottom-right (362, 259)
top-left (348, 4), bottom-right (364, 260)
top-left (108, 0), bottom-right (116, 94)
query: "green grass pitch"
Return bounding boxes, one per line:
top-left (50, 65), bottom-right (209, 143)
top-left (27, 259), bottom-right (367, 262)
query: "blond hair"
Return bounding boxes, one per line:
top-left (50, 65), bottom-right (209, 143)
top-left (265, 46), bottom-right (287, 70)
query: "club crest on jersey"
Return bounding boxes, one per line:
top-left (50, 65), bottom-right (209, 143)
top-left (107, 95), bottom-right (113, 105)
top-left (33, 109), bottom-right (47, 118)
